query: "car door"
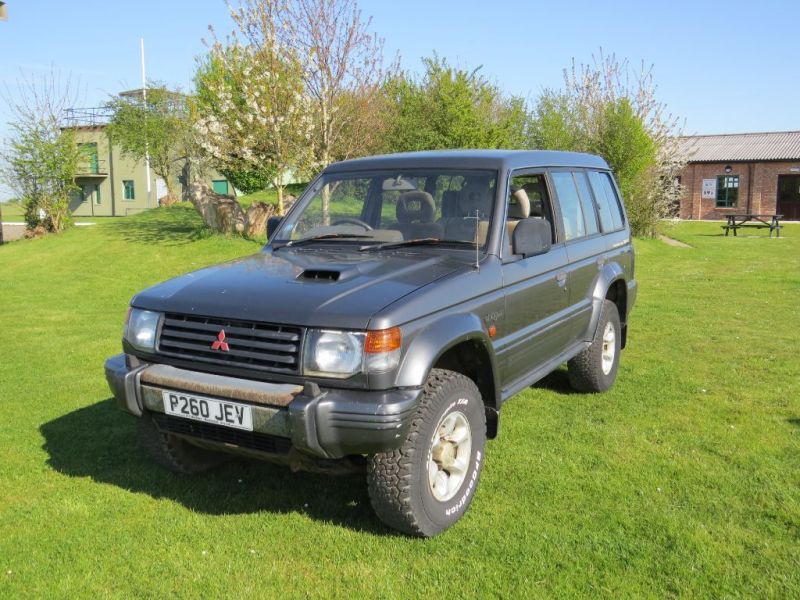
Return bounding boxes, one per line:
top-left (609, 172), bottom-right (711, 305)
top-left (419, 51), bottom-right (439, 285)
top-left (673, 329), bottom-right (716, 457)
top-left (497, 171), bottom-right (573, 387)
top-left (549, 169), bottom-right (606, 343)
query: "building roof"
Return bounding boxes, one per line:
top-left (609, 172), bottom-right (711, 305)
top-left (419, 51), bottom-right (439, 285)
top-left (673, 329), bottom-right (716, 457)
top-left (678, 131), bottom-right (800, 163)
top-left (326, 149), bottom-right (610, 173)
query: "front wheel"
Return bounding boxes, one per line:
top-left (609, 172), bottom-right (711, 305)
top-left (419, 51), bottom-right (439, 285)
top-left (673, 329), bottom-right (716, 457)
top-left (367, 369), bottom-right (486, 537)
top-left (568, 299), bottom-right (622, 392)
top-left (137, 412), bottom-right (230, 474)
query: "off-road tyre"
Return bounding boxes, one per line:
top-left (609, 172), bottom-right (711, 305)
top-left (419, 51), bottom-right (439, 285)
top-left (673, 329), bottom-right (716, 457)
top-left (137, 411), bottom-right (230, 474)
top-left (367, 369), bottom-right (486, 537)
top-left (568, 299), bottom-right (621, 392)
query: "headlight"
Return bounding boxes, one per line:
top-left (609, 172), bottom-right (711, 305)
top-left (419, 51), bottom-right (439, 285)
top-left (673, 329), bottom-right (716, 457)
top-left (304, 330), bottom-right (365, 377)
top-left (303, 327), bottom-right (402, 378)
top-left (123, 308), bottom-right (161, 352)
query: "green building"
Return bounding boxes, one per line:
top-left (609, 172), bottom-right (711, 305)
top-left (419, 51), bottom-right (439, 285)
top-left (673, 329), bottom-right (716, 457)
top-left (65, 106), bottom-right (232, 217)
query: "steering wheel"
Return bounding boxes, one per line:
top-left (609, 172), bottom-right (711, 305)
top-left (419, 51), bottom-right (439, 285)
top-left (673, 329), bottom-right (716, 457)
top-left (332, 217), bottom-right (373, 231)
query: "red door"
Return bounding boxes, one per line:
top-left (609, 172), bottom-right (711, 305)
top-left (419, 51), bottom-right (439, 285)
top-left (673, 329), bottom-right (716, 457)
top-left (777, 175), bottom-right (800, 220)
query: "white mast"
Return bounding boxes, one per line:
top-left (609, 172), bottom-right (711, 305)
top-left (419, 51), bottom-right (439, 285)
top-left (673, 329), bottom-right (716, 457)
top-left (140, 37), bottom-right (152, 208)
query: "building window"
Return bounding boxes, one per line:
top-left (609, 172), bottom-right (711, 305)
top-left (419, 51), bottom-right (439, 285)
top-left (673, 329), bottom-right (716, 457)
top-left (123, 180), bottom-right (135, 201)
top-left (716, 175), bottom-right (739, 207)
top-left (95, 185), bottom-right (101, 205)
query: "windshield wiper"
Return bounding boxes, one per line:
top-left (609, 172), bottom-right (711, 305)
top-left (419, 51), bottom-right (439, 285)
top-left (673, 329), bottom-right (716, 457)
top-left (360, 238), bottom-right (476, 252)
top-left (285, 233), bottom-right (373, 247)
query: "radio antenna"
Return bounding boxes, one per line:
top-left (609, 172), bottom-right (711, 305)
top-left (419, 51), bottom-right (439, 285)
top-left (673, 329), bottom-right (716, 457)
top-left (464, 210), bottom-right (480, 271)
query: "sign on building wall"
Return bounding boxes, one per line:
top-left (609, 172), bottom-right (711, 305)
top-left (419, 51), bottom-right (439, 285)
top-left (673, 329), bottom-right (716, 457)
top-left (702, 178), bottom-right (717, 199)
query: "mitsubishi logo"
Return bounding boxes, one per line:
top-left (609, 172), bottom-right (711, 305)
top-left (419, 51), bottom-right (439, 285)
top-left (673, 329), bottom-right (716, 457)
top-left (211, 330), bottom-right (230, 352)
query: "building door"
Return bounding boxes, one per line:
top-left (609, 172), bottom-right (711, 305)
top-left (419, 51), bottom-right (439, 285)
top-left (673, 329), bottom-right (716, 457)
top-left (78, 142), bottom-right (99, 173)
top-left (212, 180), bottom-right (229, 196)
top-left (777, 175), bottom-right (800, 221)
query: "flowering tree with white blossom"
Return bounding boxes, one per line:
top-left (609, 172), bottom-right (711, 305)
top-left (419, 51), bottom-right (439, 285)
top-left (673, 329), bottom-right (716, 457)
top-left (196, 0), bottom-right (392, 221)
top-left (195, 13), bottom-right (314, 215)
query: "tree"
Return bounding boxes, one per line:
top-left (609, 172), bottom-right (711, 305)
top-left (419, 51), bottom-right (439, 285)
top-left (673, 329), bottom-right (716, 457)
top-left (0, 71), bottom-right (83, 233)
top-left (382, 55), bottom-right (530, 153)
top-left (106, 86), bottom-right (193, 202)
top-left (198, 0), bottom-right (392, 219)
top-left (529, 90), bottom-right (582, 153)
top-left (194, 0), bottom-right (393, 224)
top-left (530, 52), bottom-right (684, 237)
top-left (261, 0), bottom-right (394, 167)
top-left (194, 31), bottom-right (312, 214)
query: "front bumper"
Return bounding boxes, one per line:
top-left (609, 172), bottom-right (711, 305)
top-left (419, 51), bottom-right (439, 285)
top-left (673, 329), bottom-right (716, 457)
top-left (104, 354), bottom-right (420, 459)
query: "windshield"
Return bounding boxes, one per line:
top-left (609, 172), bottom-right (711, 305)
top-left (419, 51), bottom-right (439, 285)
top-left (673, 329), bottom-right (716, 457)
top-left (274, 168), bottom-right (498, 251)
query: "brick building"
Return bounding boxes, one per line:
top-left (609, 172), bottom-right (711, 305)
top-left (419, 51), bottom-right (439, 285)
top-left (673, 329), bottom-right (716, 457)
top-left (677, 131), bottom-right (800, 221)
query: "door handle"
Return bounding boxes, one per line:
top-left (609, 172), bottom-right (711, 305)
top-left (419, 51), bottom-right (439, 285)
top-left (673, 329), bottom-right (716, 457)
top-left (556, 271), bottom-right (567, 288)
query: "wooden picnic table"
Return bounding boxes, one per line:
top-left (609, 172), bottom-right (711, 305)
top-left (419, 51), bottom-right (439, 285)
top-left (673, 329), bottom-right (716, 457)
top-left (722, 214), bottom-right (783, 237)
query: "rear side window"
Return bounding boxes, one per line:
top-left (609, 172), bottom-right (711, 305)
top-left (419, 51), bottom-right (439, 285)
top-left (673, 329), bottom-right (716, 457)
top-left (587, 171), bottom-right (624, 232)
top-left (551, 172), bottom-right (587, 241)
top-left (573, 172), bottom-right (599, 236)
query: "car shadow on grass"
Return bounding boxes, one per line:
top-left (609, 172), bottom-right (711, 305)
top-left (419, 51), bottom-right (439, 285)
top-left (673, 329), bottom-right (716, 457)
top-left (531, 368), bottom-right (581, 395)
top-left (40, 398), bottom-right (392, 535)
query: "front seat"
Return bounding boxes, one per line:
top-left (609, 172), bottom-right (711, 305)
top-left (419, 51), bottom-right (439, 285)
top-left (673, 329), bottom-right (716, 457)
top-left (444, 183), bottom-right (493, 244)
top-left (522, 181), bottom-right (546, 217)
top-left (395, 191), bottom-right (442, 240)
top-left (506, 187), bottom-right (531, 238)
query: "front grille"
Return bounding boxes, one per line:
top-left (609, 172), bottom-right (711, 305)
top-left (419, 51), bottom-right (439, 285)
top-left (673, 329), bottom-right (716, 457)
top-left (152, 413), bottom-right (292, 455)
top-left (158, 313), bottom-right (303, 374)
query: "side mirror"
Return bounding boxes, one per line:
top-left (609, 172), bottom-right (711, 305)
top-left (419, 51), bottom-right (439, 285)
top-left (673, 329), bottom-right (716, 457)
top-left (266, 216), bottom-right (282, 240)
top-left (512, 218), bottom-right (552, 258)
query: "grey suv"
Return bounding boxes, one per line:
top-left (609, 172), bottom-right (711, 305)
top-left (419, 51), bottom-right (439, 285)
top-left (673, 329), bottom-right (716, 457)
top-left (105, 150), bottom-right (636, 536)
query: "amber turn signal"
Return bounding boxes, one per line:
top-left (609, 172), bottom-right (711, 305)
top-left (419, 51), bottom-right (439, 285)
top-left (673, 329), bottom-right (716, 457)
top-left (365, 327), bottom-right (402, 354)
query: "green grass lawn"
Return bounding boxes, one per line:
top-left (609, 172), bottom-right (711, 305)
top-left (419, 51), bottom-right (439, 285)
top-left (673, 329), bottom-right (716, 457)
top-left (0, 210), bottom-right (798, 598)
top-left (0, 201), bottom-right (25, 222)
top-left (237, 183), bottom-right (308, 209)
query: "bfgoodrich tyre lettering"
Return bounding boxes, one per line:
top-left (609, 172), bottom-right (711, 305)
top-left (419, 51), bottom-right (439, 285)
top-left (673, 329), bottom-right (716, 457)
top-left (367, 369), bottom-right (486, 537)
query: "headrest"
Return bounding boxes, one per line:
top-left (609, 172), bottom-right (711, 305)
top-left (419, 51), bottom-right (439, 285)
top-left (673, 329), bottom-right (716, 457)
top-left (396, 191), bottom-right (436, 224)
top-left (522, 182), bottom-right (545, 216)
top-left (508, 187), bottom-right (530, 219)
top-left (457, 183), bottom-right (492, 218)
top-left (441, 190), bottom-right (460, 218)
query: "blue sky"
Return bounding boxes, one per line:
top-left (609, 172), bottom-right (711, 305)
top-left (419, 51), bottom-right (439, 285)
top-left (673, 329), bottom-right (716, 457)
top-left (1, 0), bottom-right (797, 199)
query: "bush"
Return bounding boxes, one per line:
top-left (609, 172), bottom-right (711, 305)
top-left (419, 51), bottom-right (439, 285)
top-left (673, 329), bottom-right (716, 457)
top-left (219, 169), bottom-right (273, 195)
top-left (529, 53), bottom-right (684, 237)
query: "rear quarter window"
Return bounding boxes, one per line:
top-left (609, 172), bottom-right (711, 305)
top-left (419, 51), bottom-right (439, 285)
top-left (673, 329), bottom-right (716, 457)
top-left (587, 171), bottom-right (625, 232)
top-left (551, 172), bottom-right (587, 241)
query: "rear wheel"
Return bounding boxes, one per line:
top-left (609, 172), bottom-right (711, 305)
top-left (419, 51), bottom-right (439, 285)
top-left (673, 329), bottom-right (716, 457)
top-left (568, 299), bottom-right (621, 392)
top-left (367, 369), bottom-right (486, 537)
top-left (137, 412), bottom-right (230, 474)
